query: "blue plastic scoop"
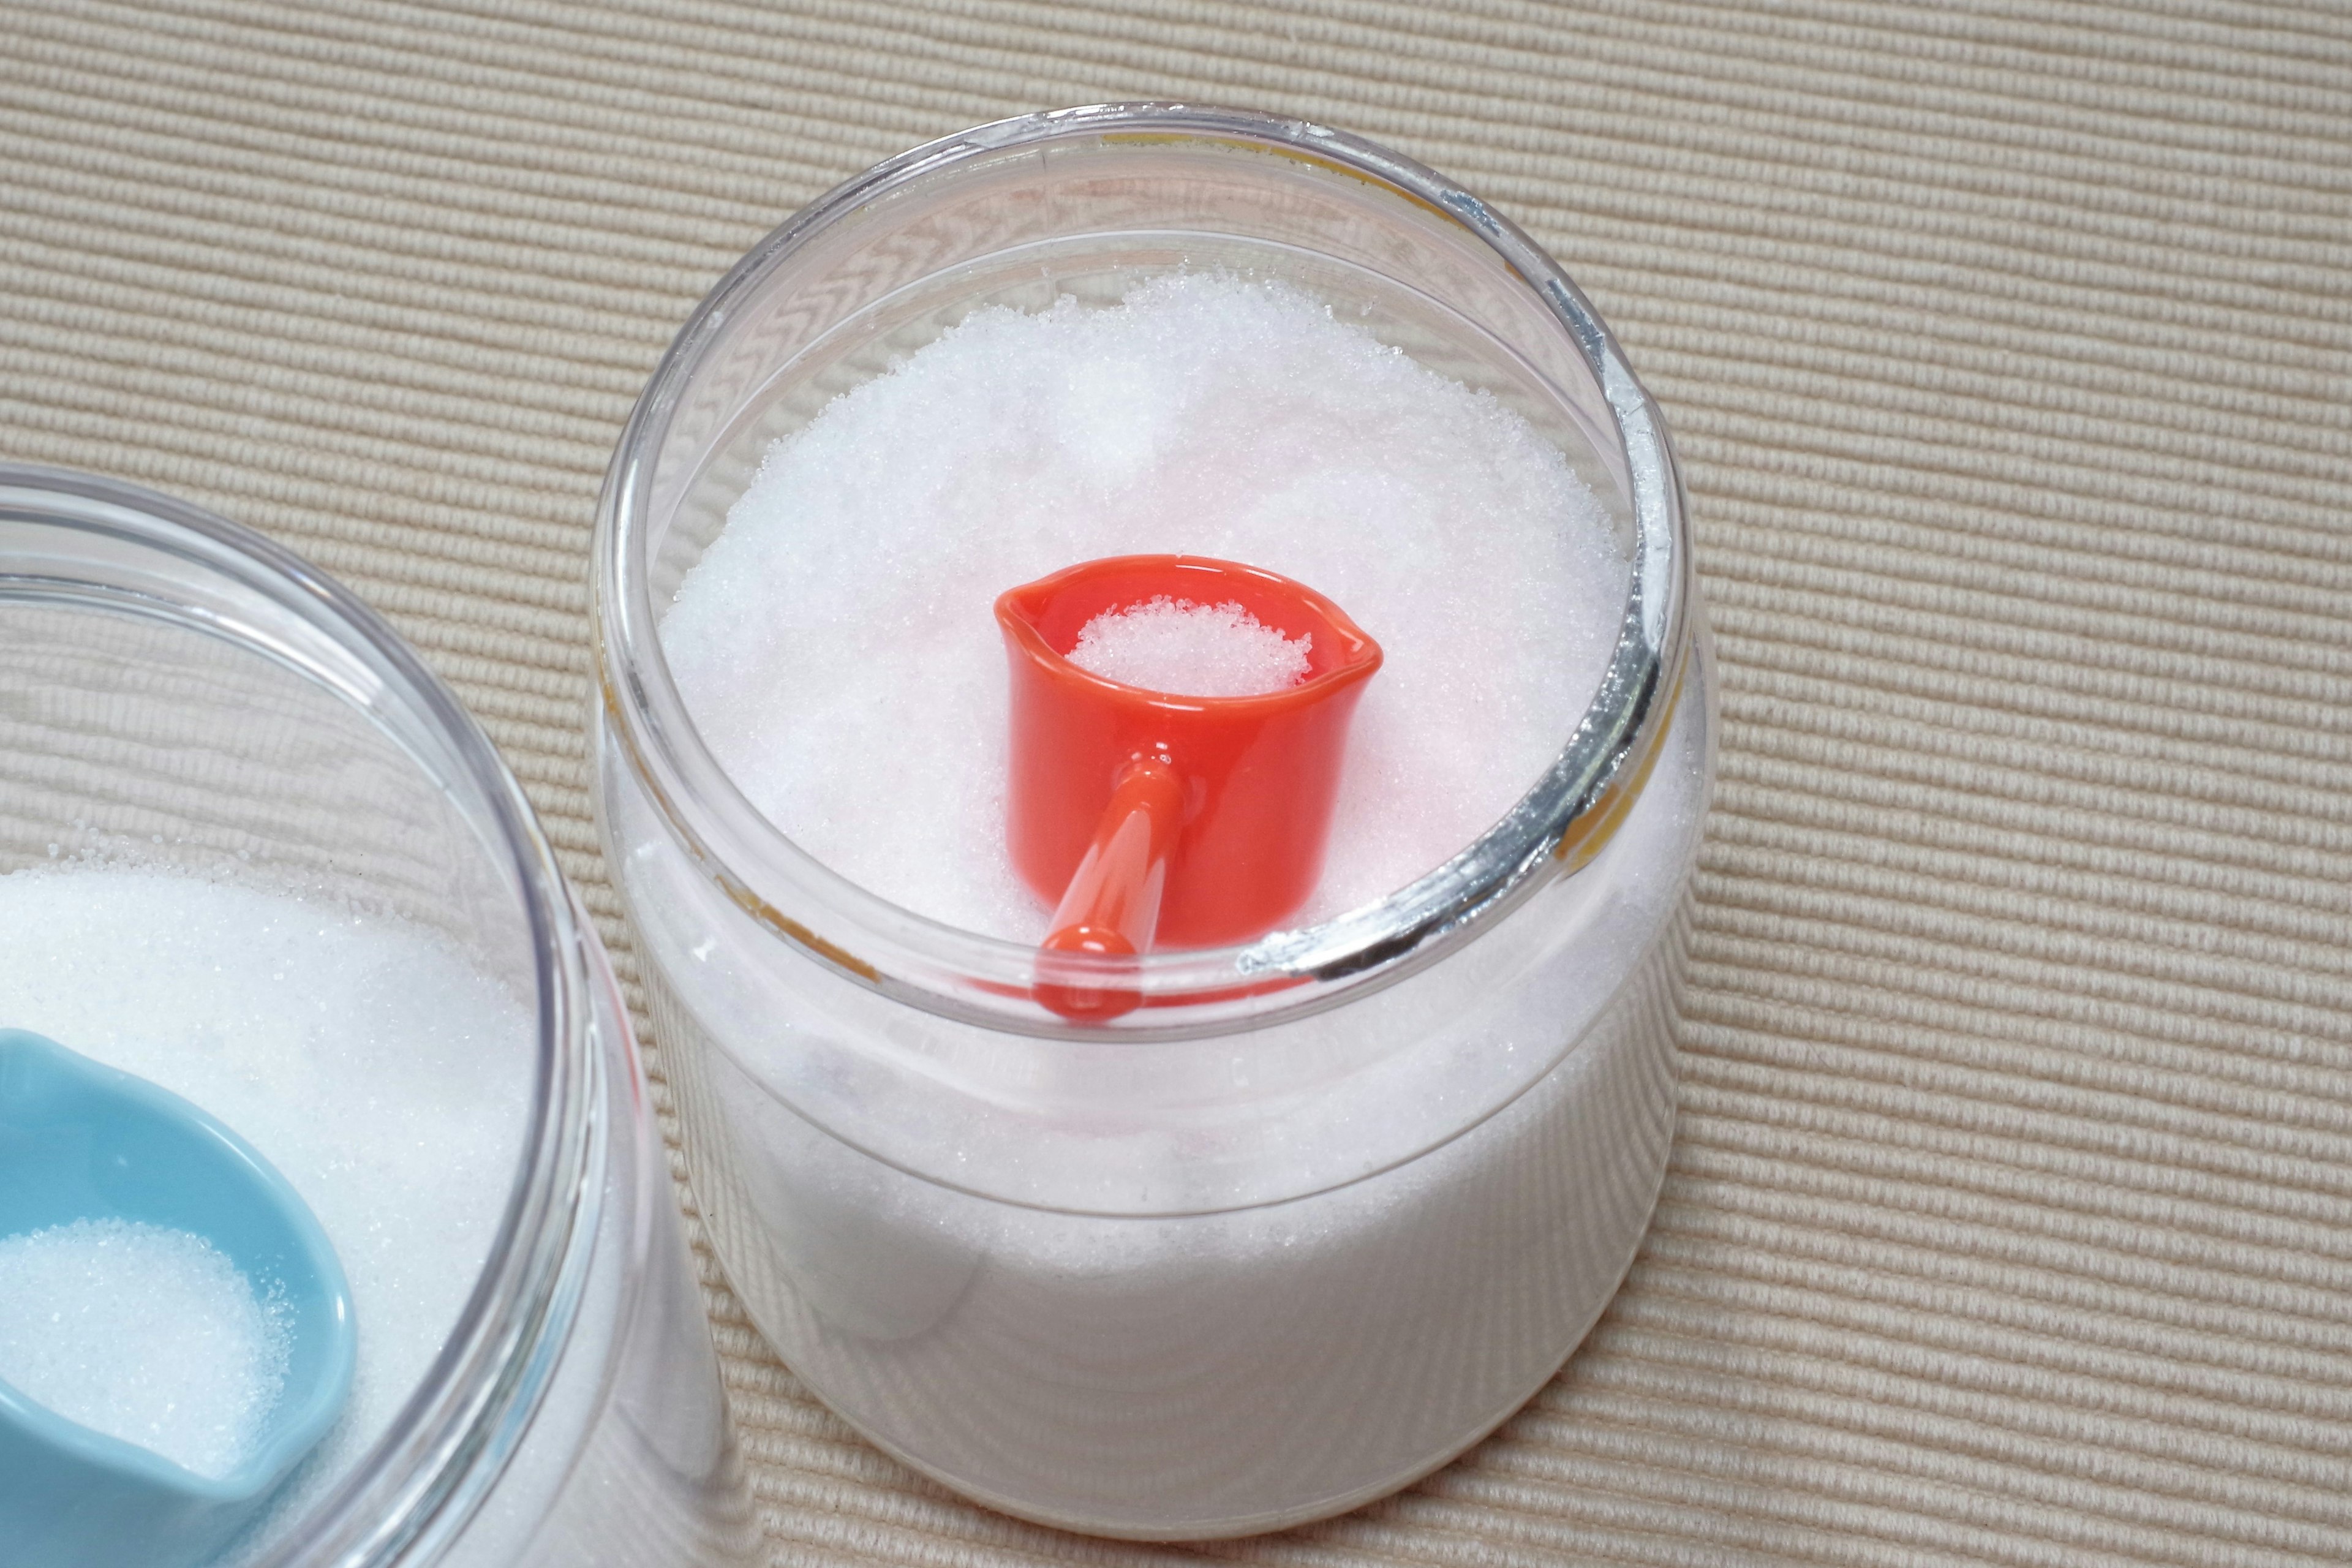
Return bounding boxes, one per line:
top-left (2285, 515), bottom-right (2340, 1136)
top-left (0, 1028), bottom-right (355, 1568)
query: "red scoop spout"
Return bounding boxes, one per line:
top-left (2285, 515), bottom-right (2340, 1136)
top-left (995, 555), bottom-right (1382, 1020)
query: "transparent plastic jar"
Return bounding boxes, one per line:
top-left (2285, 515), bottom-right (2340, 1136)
top-left (0, 468), bottom-right (756, 1567)
top-left (593, 105), bottom-right (1713, 1539)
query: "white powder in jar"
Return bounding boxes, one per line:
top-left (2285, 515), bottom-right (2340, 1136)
top-left (0, 866), bottom-right (529, 1548)
top-left (663, 271), bottom-right (1627, 940)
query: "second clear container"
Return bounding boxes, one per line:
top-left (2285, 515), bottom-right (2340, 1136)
top-left (1, 468), bottom-right (755, 1567)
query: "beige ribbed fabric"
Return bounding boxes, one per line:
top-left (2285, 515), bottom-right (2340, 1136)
top-left (6, 2), bottom-right (2350, 1562)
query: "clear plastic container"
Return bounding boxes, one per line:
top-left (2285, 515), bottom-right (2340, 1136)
top-left (0, 467), bottom-right (756, 1567)
top-left (593, 104), bottom-right (1713, 1539)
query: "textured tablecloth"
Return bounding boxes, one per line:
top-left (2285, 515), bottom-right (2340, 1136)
top-left (6, 3), bottom-right (2350, 1563)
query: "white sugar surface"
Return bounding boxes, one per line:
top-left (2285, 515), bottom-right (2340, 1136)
top-left (1068, 598), bottom-right (1310, 696)
top-left (0, 866), bottom-right (529, 1550)
top-left (664, 272), bottom-right (1628, 941)
top-left (0, 1219), bottom-right (290, 1479)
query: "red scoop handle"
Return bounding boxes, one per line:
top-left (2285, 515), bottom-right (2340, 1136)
top-left (1035, 758), bottom-right (1185, 1020)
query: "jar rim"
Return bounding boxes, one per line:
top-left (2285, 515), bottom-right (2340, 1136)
top-left (594, 102), bottom-right (1692, 1039)
top-left (0, 464), bottom-right (599, 1568)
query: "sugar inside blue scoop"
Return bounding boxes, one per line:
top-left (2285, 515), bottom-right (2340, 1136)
top-left (0, 1028), bottom-right (355, 1568)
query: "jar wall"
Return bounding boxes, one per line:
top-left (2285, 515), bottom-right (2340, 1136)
top-left (438, 935), bottom-right (757, 1568)
top-left (600, 649), bottom-right (1710, 1538)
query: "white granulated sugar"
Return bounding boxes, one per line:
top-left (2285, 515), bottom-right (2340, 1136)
top-left (0, 1219), bottom-right (290, 1480)
top-left (0, 867), bottom-right (529, 1539)
top-left (663, 272), bottom-right (1627, 940)
top-left (1068, 597), bottom-right (1310, 696)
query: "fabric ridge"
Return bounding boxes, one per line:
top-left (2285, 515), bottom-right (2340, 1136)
top-left (2, 1), bottom-right (2348, 1562)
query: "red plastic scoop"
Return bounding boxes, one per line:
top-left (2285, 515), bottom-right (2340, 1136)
top-left (995, 555), bottom-right (1382, 1019)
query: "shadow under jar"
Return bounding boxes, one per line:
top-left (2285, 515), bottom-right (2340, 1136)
top-left (593, 104), bottom-right (1714, 1540)
top-left (0, 469), bottom-right (755, 1568)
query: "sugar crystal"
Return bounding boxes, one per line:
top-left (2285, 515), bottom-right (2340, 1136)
top-left (0, 1219), bottom-right (289, 1479)
top-left (1067, 597), bottom-right (1310, 696)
